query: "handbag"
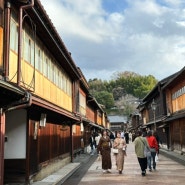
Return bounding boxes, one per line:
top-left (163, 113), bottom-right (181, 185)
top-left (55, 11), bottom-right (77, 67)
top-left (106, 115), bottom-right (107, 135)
top-left (144, 146), bottom-right (151, 157)
top-left (140, 138), bottom-right (151, 157)
top-left (112, 148), bottom-right (118, 154)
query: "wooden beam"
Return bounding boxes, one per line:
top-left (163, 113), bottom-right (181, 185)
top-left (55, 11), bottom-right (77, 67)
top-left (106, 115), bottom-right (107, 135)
top-left (0, 109), bottom-right (5, 184)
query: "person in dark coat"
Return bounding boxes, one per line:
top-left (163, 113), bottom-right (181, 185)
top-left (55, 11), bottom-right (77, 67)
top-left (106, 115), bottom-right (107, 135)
top-left (153, 131), bottom-right (162, 155)
top-left (98, 130), bottom-right (112, 173)
top-left (89, 133), bottom-right (95, 155)
top-left (124, 131), bottom-right (129, 144)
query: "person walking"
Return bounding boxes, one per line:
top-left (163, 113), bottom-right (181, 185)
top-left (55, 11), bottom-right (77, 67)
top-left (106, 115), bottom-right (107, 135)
top-left (121, 131), bottom-right (125, 139)
top-left (129, 132), bottom-right (132, 143)
top-left (89, 133), bottom-right (95, 155)
top-left (109, 131), bottom-right (115, 144)
top-left (124, 131), bottom-right (129, 144)
top-left (95, 132), bottom-right (101, 154)
top-left (153, 131), bottom-right (162, 153)
top-left (134, 130), bottom-right (149, 176)
top-left (146, 131), bottom-right (159, 171)
top-left (98, 130), bottom-right (112, 173)
top-left (113, 131), bottom-right (127, 174)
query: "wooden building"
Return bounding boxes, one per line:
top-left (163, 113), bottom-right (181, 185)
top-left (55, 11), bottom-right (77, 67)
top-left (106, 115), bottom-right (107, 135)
top-left (108, 115), bottom-right (128, 132)
top-left (163, 66), bottom-right (185, 154)
top-left (135, 74), bottom-right (177, 148)
top-left (134, 66), bottom-right (185, 154)
top-left (0, 0), bottom-right (108, 184)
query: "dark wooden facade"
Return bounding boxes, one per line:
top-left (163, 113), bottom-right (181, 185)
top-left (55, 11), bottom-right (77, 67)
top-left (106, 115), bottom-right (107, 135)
top-left (163, 67), bottom-right (185, 153)
top-left (0, 0), bottom-right (108, 184)
top-left (132, 67), bottom-right (185, 154)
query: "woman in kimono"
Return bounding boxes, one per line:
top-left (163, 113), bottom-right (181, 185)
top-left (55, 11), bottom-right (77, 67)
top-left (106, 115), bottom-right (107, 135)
top-left (98, 130), bottom-right (112, 173)
top-left (113, 131), bottom-right (127, 174)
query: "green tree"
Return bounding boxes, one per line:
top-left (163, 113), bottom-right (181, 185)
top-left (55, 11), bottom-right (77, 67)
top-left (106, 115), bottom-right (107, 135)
top-left (88, 78), bottom-right (108, 93)
top-left (93, 91), bottom-right (114, 109)
top-left (114, 72), bottom-right (157, 99)
top-left (88, 71), bottom-right (158, 115)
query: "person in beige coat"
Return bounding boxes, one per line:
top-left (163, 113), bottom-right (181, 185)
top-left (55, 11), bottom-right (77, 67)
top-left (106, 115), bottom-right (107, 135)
top-left (113, 131), bottom-right (127, 174)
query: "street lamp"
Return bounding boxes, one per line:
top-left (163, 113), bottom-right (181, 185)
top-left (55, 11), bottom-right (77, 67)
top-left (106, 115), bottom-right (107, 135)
top-left (151, 99), bottom-right (157, 131)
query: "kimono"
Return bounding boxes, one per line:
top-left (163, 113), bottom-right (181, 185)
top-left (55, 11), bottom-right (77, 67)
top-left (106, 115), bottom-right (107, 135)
top-left (113, 137), bottom-right (127, 173)
top-left (98, 136), bottom-right (112, 170)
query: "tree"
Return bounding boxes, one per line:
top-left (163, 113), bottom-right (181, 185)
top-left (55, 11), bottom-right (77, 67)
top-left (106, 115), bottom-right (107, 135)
top-left (88, 71), bottom-right (158, 115)
top-left (93, 91), bottom-right (114, 109)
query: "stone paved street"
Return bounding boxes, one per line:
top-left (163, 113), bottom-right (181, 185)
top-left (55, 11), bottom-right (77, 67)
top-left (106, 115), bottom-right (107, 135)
top-left (78, 142), bottom-right (185, 185)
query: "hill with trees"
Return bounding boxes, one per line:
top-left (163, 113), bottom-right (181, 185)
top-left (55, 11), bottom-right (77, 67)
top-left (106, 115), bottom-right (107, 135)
top-left (88, 71), bottom-right (158, 116)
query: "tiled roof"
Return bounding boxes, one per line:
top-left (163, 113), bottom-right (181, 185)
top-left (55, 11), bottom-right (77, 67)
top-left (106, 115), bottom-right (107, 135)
top-left (108, 115), bottom-right (128, 123)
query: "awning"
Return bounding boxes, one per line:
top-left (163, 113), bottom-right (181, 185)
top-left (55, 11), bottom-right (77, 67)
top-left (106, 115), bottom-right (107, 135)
top-left (157, 123), bottom-right (168, 128)
top-left (0, 80), bottom-right (26, 108)
top-left (164, 113), bottom-right (185, 122)
top-left (88, 122), bottom-right (104, 129)
top-left (141, 125), bottom-right (147, 128)
top-left (145, 116), bottom-right (167, 127)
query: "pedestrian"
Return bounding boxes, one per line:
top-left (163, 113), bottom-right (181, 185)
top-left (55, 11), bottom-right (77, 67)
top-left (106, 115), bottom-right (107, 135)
top-left (134, 130), bottom-right (149, 176)
top-left (153, 131), bottom-right (162, 154)
top-left (124, 131), bottom-right (129, 144)
top-left (121, 130), bottom-right (125, 139)
top-left (98, 130), bottom-right (112, 173)
top-left (113, 131), bottom-right (127, 174)
top-left (109, 131), bottom-right (115, 143)
top-left (95, 132), bottom-right (101, 154)
top-left (129, 132), bottom-right (132, 143)
top-left (89, 133), bottom-right (95, 155)
top-left (146, 130), bottom-right (158, 171)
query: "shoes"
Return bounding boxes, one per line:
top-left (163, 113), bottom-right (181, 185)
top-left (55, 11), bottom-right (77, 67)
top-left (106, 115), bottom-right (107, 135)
top-left (107, 169), bottom-right (111, 173)
top-left (119, 170), bottom-right (122, 174)
top-left (149, 169), bottom-right (152, 172)
top-left (141, 170), bottom-right (146, 176)
top-left (103, 169), bottom-right (112, 173)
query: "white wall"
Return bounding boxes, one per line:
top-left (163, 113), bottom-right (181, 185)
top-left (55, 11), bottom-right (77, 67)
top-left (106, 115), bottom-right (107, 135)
top-left (4, 109), bottom-right (27, 159)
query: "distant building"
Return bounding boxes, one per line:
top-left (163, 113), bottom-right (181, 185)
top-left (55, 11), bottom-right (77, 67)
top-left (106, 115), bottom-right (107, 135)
top-left (108, 115), bottom-right (128, 131)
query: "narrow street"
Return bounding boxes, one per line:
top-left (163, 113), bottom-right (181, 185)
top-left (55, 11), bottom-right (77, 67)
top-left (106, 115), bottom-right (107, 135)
top-left (70, 142), bottom-right (185, 185)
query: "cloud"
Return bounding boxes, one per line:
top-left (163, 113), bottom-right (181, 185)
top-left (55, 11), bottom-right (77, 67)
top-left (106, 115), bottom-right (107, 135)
top-left (41, 0), bottom-right (185, 81)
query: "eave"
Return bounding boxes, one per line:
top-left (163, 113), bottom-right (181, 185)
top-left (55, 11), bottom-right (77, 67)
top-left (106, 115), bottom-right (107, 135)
top-left (0, 79), bottom-right (26, 108)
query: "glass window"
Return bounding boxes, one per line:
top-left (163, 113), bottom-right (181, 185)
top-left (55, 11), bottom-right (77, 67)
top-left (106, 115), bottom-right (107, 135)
top-left (47, 58), bottom-right (50, 79)
top-left (31, 40), bottom-right (34, 66)
top-left (43, 56), bottom-right (47, 77)
top-left (10, 19), bottom-right (18, 52)
top-left (10, 14), bottom-right (73, 96)
top-left (35, 46), bottom-right (39, 70)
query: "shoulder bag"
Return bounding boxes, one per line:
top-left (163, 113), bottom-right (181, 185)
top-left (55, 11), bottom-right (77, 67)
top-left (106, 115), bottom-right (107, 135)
top-left (140, 138), bottom-right (151, 157)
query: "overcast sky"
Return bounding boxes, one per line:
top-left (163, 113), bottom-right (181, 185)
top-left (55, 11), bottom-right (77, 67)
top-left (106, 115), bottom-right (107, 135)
top-left (41, 0), bottom-right (185, 81)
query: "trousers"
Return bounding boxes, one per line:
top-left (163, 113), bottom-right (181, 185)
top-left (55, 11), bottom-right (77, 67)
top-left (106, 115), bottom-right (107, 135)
top-left (137, 157), bottom-right (147, 171)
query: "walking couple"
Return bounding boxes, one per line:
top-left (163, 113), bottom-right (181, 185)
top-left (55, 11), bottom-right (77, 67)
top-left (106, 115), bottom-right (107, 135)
top-left (98, 130), bottom-right (127, 174)
top-left (134, 130), bottom-right (159, 176)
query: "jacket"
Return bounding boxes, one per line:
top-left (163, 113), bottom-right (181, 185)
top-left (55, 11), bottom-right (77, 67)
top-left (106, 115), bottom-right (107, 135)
top-left (146, 136), bottom-right (159, 152)
top-left (134, 136), bottom-right (149, 158)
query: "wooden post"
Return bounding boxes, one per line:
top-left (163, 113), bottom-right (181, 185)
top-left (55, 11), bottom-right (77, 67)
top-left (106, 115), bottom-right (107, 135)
top-left (0, 108), bottom-right (5, 185)
top-left (70, 124), bottom-right (74, 162)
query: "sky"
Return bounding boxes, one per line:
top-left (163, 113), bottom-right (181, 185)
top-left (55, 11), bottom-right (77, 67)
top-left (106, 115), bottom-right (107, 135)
top-left (41, 0), bottom-right (185, 81)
